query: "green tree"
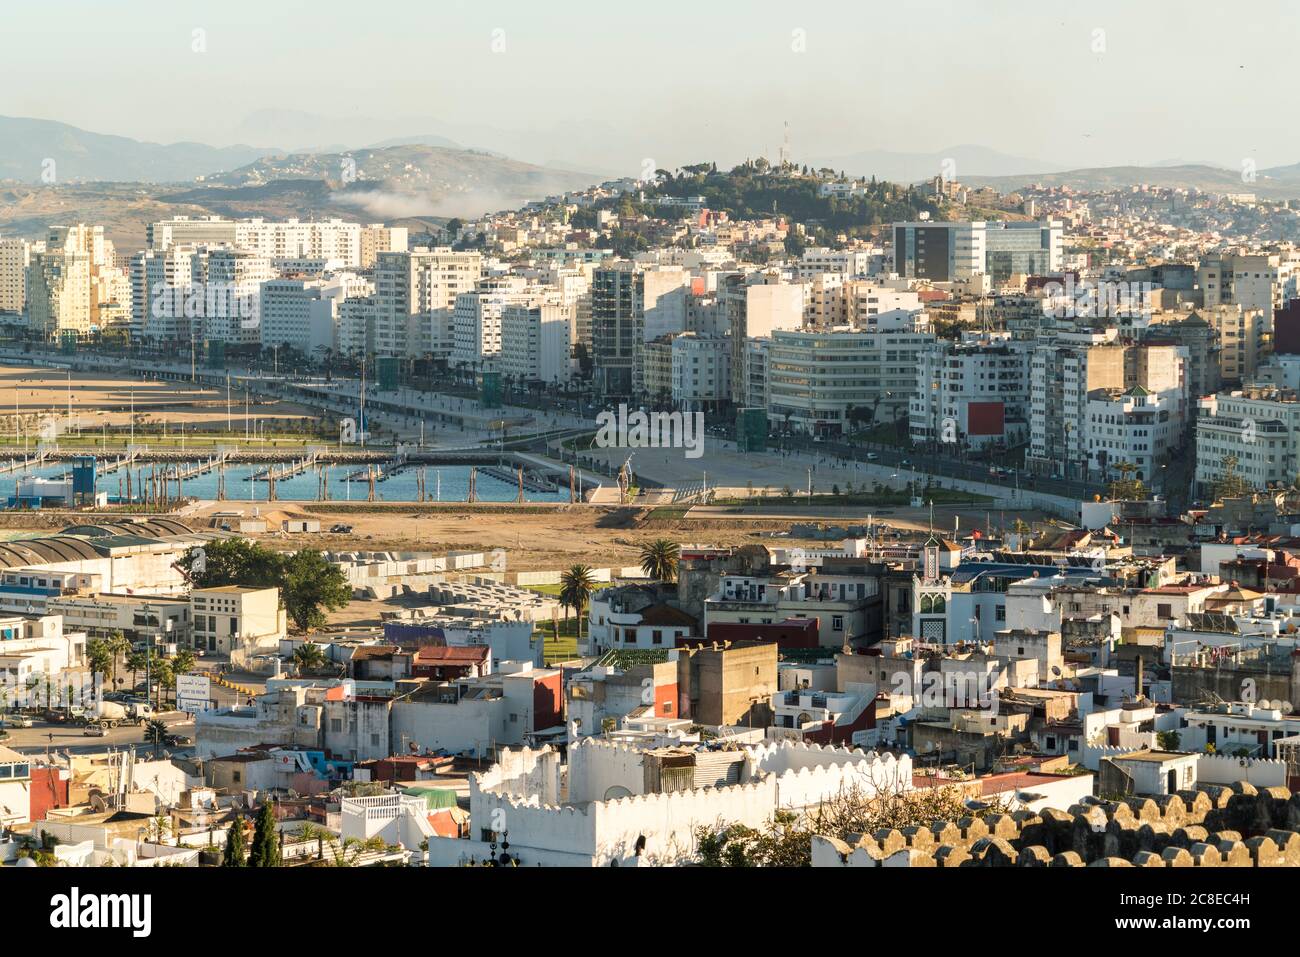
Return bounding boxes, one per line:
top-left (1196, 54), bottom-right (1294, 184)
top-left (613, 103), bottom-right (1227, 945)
top-left (696, 782), bottom-right (1006, 867)
top-left (248, 801), bottom-right (281, 868)
top-left (175, 538), bottom-right (284, 590)
top-left (222, 816), bottom-right (247, 867)
top-left (1107, 461), bottom-right (1146, 502)
top-left (280, 549), bottom-right (351, 632)
top-left (176, 540), bottom-right (349, 634)
top-left (1213, 454), bottom-right (1253, 501)
top-left (560, 565), bottom-right (597, 643)
top-left (639, 539), bottom-right (680, 583)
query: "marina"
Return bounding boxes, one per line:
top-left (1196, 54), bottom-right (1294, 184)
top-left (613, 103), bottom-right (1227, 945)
top-left (0, 454), bottom-right (573, 505)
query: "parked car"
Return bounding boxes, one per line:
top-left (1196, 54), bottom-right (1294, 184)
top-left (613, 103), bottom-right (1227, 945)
top-left (9, 717), bottom-right (34, 729)
top-left (330, 524), bottom-right (354, 534)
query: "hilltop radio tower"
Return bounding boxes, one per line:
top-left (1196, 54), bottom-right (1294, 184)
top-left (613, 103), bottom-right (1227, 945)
top-left (779, 120), bottom-right (790, 167)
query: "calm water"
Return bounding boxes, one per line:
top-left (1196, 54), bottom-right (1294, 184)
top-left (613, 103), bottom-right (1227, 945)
top-left (0, 460), bottom-right (569, 504)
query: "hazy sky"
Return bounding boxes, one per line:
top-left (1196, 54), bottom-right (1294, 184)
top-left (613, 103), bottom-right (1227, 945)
top-left (4, 0), bottom-right (1298, 173)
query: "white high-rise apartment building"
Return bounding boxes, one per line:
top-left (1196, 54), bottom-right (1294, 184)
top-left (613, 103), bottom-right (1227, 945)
top-left (1197, 252), bottom-right (1300, 320)
top-left (451, 276), bottom-right (533, 369)
top-left (196, 248), bottom-right (274, 345)
top-left (26, 249), bottom-right (91, 339)
top-left (1195, 387), bottom-right (1300, 494)
top-left (148, 217), bottom-right (403, 270)
top-left (131, 246), bottom-right (197, 342)
top-left (722, 273), bottom-right (805, 403)
top-left (910, 334), bottom-right (1033, 449)
top-left (767, 322), bottom-right (936, 434)
top-left (338, 296), bottom-right (375, 357)
top-left (371, 247), bottom-right (482, 358)
top-left (0, 238), bottom-right (32, 314)
top-left (1083, 384), bottom-right (1180, 484)
top-left (46, 224), bottom-right (126, 332)
top-left (795, 247), bottom-right (874, 280)
top-left (260, 274), bottom-right (369, 356)
top-left (499, 297), bottom-right (574, 384)
top-left (671, 333), bottom-right (732, 412)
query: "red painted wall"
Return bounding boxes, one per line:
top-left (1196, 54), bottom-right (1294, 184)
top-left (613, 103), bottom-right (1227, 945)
top-left (703, 619), bottom-right (820, 649)
top-left (1276, 299), bottom-right (1300, 354)
top-left (655, 681), bottom-right (678, 718)
top-left (28, 767), bottom-right (68, 822)
top-left (801, 699), bottom-right (877, 745)
top-left (533, 673), bottom-right (563, 730)
top-left (967, 401), bottom-right (1005, 437)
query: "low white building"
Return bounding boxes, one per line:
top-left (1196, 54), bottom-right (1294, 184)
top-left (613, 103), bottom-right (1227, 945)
top-left (190, 585), bottom-right (283, 655)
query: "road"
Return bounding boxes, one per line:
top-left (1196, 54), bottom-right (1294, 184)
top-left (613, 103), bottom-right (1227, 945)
top-left (0, 711), bottom-right (195, 758)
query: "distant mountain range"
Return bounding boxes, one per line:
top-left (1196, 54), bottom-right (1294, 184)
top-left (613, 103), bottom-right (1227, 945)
top-left (0, 117), bottom-right (603, 246)
top-left (959, 163), bottom-right (1300, 199)
top-left (0, 116), bottom-right (270, 183)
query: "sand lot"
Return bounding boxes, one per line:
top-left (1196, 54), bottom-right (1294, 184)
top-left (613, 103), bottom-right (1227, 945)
top-left (180, 500), bottom-right (791, 571)
top-left (0, 363), bottom-right (318, 435)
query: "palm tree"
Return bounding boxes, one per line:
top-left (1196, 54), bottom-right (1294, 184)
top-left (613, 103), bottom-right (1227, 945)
top-left (293, 643), bottom-right (327, 674)
top-left (86, 638), bottom-right (114, 681)
top-left (639, 539), bottom-right (680, 583)
top-left (171, 648), bottom-right (196, 677)
top-left (325, 835), bottom-right (387, 867)
top-left (106, 631), bottom-right (130, 689)
top-left (145, 718), bottom-right (168, 758)
top-left (126, 649), bottom-right (149, 694)
top-left (152, 659), bottom-right (175, 710)
top-left (560, 564), bottom-right (597, 644)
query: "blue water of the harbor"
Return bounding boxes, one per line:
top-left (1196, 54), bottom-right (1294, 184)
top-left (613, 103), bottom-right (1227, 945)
top-left (0, 461), bottom-right (567, 504)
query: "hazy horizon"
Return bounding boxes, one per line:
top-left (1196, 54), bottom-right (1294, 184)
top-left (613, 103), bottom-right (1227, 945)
top-left (4, 0), bottom-right (1299, 176)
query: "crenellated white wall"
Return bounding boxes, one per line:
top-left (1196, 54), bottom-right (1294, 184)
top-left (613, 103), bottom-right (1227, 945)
top-left (566, 738), bottom-right (651, 803)
top-left (1196, 753), bottom-right (1286, 788)
top-left (450, 740), bottom-right (913, 866)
